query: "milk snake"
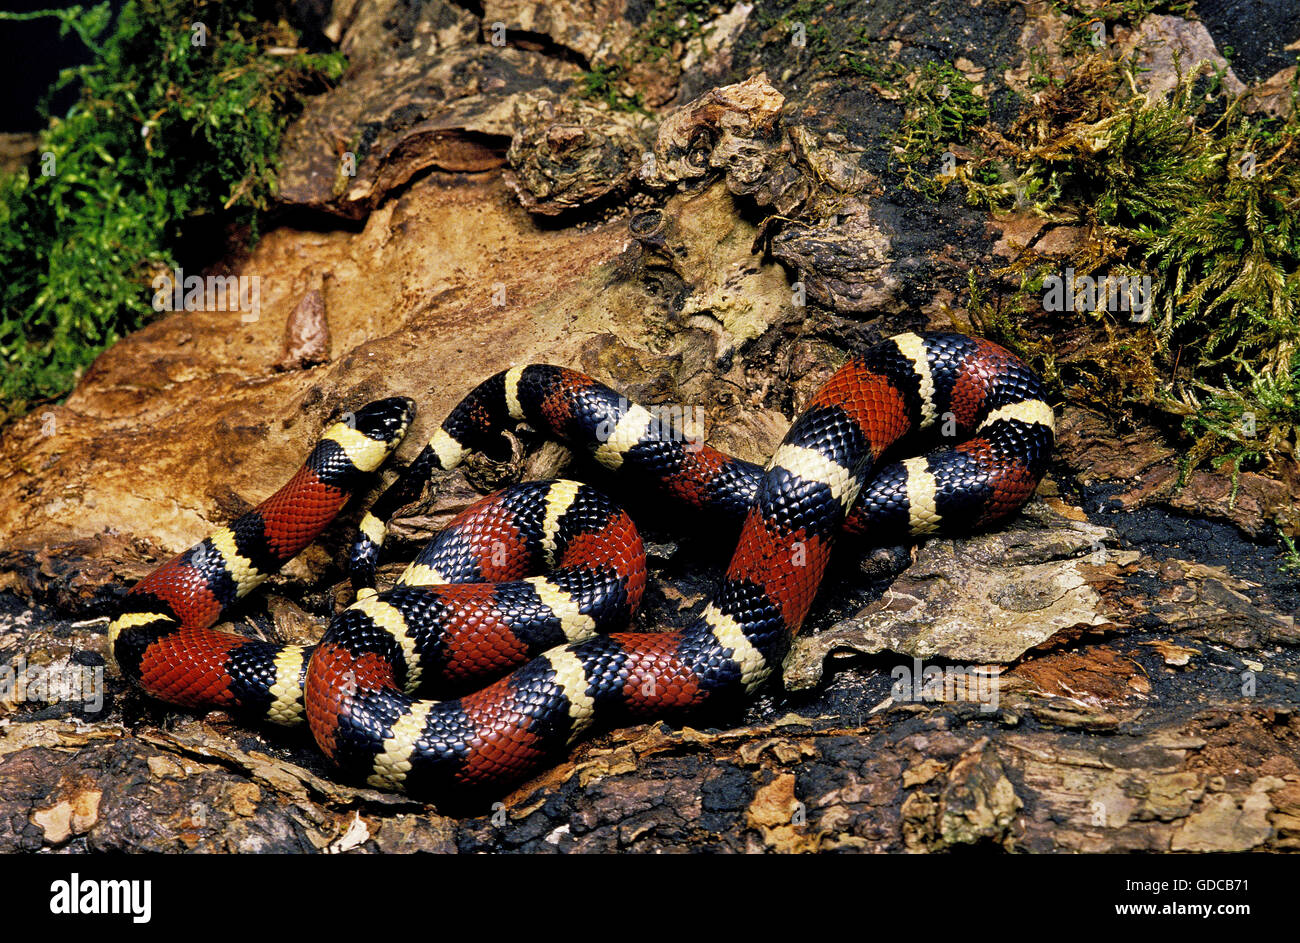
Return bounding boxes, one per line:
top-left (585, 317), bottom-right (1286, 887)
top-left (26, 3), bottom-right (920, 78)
top-left (108, 331), bottom-right (1054, 796)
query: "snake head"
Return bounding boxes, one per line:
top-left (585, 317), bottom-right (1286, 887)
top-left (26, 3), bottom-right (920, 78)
top-left (347, 396), bottom-right (416, 448)
top-left (318, 397), bottom-right (417, 475)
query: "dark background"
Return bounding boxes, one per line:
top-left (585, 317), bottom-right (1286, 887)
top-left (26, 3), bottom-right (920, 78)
top-left (0, 0), bottom-right (125, 132)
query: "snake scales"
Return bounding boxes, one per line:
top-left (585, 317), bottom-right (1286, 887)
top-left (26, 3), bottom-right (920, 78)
top-left (108, 331), bottom-right (1054, 796)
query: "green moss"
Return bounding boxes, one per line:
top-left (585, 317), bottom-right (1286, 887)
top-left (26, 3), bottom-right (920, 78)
top-left (959, 52), bottom-right (1299, 543)
top-left (0, 1), bottom-right (345, 424)
top-left (890, 61), bottom-right (989, 197)
top-left (1280, 532), bottom-right (1300, 571)
top-left (1024, 45), bottom-right (1054, 91)
top-left (577, 62), bottom-right (646, 114)
top-left (1184, 357), bottom-right (1300, 480)
top-left (746, 8), bottom-right (986, 196)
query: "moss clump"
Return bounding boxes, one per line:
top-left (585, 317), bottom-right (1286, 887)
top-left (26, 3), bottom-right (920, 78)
top-left (890, 61), bottom-right (989, 197)
top-left (957, 53), bottom-right (1299, 488)
top-left (578, 62), bottom-right (644, 113)
top-left (0, 0), bottom-right (345, 424)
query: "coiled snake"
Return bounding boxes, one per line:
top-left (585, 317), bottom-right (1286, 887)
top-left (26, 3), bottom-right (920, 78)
top-left (108, 331), bottom-right (1054, 796)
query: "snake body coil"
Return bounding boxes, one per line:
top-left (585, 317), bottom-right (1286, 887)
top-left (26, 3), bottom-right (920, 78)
top-left (109, 332), bottom-right (1054, 795)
